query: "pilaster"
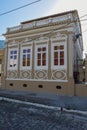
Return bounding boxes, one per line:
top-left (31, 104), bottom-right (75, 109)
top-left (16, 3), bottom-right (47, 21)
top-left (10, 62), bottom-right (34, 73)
top-left (68, 34), bottom-right (73, 78)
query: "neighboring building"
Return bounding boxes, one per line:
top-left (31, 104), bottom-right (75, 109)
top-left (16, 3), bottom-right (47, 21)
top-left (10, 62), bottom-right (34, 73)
top-left (0, 40), bottom-right (5, 88)
top-left (2, 10), bottom-right (87, 96)
top-left (0, 40), bottom-right (5, 49)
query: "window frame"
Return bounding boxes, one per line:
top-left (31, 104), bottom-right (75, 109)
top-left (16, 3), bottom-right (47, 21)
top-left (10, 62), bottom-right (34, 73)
top-left (51, 42), bottom-right (67, 70)
top-left (8, 48), bottom-right (18, 70)
top-left (20, 46), bottom-right (32, 70)
top-left (35, 44), bottom-right (48, 70)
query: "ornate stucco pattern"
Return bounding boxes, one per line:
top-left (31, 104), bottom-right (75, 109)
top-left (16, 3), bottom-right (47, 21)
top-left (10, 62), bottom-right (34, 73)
top-left (20, 70), bottom-right (32, 79)
top-left (7, 70), bottom-right (18, 78)
top-left (51, 70), bottom-right (67, 80)
top-left (34, 70), bottom-right (48, 80)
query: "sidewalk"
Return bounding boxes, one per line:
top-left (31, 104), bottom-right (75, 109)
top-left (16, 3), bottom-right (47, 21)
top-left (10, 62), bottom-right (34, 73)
top-left (0, 89), bottom-right (87, 111)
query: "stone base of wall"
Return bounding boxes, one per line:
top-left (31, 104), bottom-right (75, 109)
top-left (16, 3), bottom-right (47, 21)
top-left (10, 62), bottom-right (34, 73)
top-left (4, 79), bottom-right (75, 96)
top-left (2, 79), bottom-right (87, 97)
top-left (75, 83), bottom-right (87, 97)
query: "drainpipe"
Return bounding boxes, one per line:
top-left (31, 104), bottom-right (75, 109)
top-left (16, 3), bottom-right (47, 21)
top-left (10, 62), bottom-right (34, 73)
top-left (85, 56), bottom-right (87, 82)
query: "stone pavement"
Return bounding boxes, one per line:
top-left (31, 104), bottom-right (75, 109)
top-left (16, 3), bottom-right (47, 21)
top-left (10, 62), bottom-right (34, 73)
top-left (0, 89), bottom-right (87, 130)
top-left (0, 89), bottom-right (87, 111)
top-left (0, 98), bottom-right (87, 130)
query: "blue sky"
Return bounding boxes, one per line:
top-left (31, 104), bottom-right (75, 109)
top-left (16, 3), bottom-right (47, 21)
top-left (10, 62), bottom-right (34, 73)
top-left (0, 0), bottom-right (87, 52)
top-left (0, 0), bottom-right (56, 35)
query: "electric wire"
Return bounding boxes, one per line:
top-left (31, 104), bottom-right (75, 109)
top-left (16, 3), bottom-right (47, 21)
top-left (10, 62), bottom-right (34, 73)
top-left (0, 0), bottom-right (87, 42)
top-left (0, 0), bottom-right (42, 16)
top-left (82, 29), bottom-right (87, 33)
top-left (80, 19), bottom-right (87, 22)
top-left (0, 4), bottom-right (87, 36)
top-left (80, 14), bottom-right (87, 19)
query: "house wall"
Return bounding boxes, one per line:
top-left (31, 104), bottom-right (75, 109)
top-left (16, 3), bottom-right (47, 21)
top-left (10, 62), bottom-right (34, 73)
top-left (3, 10), bottom-right (86, 96)
top-left (4, 31), bottom-right (75, 95)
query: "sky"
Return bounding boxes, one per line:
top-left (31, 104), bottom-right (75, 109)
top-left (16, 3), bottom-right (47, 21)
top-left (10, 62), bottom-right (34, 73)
top-left (0, 0), bottom-right (87, 52)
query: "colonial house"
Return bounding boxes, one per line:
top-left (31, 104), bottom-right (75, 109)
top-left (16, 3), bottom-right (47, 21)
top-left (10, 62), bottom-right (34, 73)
top-left (2, 10), bottom-right (87, 96)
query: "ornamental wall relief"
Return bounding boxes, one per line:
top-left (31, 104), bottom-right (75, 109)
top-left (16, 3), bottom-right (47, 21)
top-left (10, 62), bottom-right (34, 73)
top-left (7, 71), bottom-right (18, 78)
top-left (34, 70), bottom-right (48, 80)
top-left (51, 70), bottom-right (67, 80)
top-left (20, 70), bottom-right (32, 79)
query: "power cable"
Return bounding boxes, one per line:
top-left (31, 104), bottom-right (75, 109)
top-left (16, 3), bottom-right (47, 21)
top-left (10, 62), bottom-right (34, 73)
top-left (80, 14), bottom-right (87, 19)
top-left (82, 29), bottom-right (87, 33)
top-left (80, 19), bottom-right (87, 22)
top-left (81, 23), bottom-right (87, 26)
top-left (0, 0), bottom-right (42, 16)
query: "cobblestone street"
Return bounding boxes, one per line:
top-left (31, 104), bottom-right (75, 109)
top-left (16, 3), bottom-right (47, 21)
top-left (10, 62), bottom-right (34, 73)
top-left (0, 100), bottom-right (87, 130)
